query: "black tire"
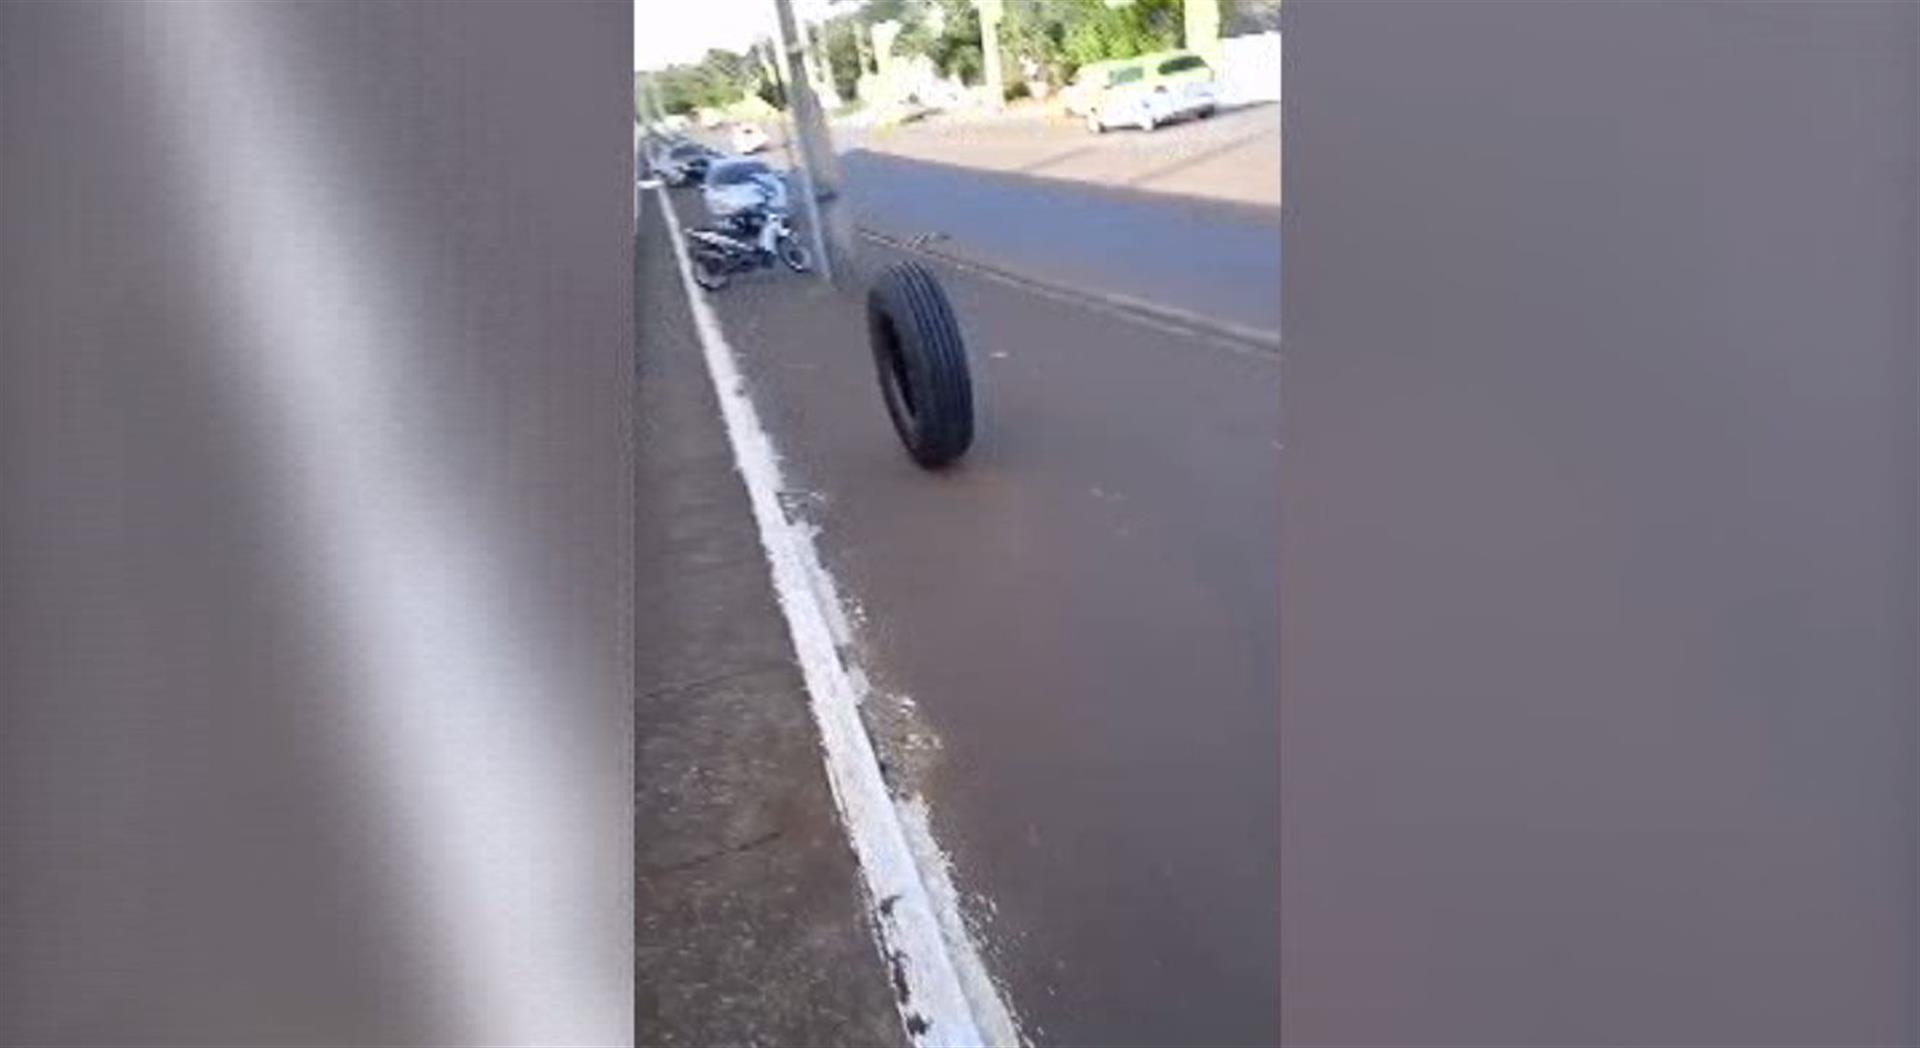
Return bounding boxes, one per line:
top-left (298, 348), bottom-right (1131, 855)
top-left (778, 235), bottom-right (811, 273)
top-left (867, 261), bottom-right (974, 469)
top-left (690, 247), bottom-right (730, 291)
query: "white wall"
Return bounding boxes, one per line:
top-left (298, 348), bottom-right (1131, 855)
top-left (1219, 31), bottom-right (1281, 104)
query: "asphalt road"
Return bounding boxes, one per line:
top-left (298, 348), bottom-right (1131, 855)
top-left (836, 107), bottom-right (1281, 340)
top-left (673, 105), bottom-right (1281, 339)
top-left (836, 101), bottom-right (1283, 208)
top-left (838, 151), bottom-right (1282, 340)
top-left (659, 165), bottom-right (1281, 1045)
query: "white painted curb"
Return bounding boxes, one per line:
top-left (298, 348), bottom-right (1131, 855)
top-left (651, 186), bottom-right (1021, 1048)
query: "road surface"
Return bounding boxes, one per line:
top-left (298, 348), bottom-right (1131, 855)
top-left (837, 102), bottom-right (1283, 208)
top-left (675, 104), bottom-right (1282, 340)
top-left (839, 149), bottom-right (1282, 340)
top-left (654, 151), bottom-right (1281, 1045)
top-left (837, 104), bottom-right (1281, 340)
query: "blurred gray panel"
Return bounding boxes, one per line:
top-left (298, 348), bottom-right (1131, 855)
top-left (1281, 2), bottom-right (1915, 1044)
top-left (0, 3), bottom-right (633, 1044)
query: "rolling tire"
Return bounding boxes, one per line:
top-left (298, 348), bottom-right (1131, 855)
top-left (866, 261), bottom-right (974, 469)
top-left (1086, 111), bottom-right (1106, 134)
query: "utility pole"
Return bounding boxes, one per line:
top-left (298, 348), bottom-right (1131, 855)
top-left (978, 0), bottom-right (1005, 110)
top-left (771, 0), bottom-right (853, 286)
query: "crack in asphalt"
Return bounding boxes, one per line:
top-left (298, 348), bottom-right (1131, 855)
top-left (639, 661), bottom-right (798, 703)
top-left (637, 827), bottom-right (787, 880)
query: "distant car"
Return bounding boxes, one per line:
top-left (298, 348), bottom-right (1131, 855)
top-left (1080, 50), bottom-right (1220, 133)
top-left (730, 123), bottom-right (769, 154)
top-left (658, 140), bottom-right (717, 186)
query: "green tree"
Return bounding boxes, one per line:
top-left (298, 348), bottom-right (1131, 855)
top-left (858, 0), bottom-right (914, 28)
top-left (998, 0), bottom-right (1075, 88)
top-left (889, 0), bottom-right (986, 84)
top-left (746, 39), bottom-right (787, 109)
top-left (1000, 0), bottom-right (1183, 88)
top-left (1222, 0), bottom-right (1282, 37)
top-left (822, 16), bottom-right (866, 101)
top-left (634, 43), bottom-right (787, 119)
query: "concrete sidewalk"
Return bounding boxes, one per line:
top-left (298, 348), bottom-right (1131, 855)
top-left (634, 197), bottom-right (903, 1048)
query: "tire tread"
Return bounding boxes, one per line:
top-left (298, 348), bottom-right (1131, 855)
top-left (867, 260), bottom-right (974, 468)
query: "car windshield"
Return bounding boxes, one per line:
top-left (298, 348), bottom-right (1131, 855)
top-left (1108, 66), bottom-right (1145, 86)
top-left (1158, 55), bottom-right (1208, 75)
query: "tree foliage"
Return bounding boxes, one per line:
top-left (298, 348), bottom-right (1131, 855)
top-left (1222, 0), bottom-right (1282, 37)
top-left (635, 0), bottom-right (1192, 118)
top-left (1001, 0), bottom-right (1184, 88)
top-left (637, 44), bottom-right (781, 117)
top-left (821, 16), bottom-right (867, 102)
top-left (877, 0), bottom-right (985, 85)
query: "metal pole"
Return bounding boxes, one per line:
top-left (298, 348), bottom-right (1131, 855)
top-left (770, 0), bottom-right (853, 286)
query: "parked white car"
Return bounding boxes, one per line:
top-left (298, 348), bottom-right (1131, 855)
top-left (730, 122), bottom-right (769, 154)
top-left (1082, 51), bottom-right (1221, 133)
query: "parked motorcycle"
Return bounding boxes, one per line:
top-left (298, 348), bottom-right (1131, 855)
top-left (685, 164), bottom-right (811, 290)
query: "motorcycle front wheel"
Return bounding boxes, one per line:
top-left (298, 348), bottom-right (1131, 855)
top-left (777, 235), bottom-right (812, 273)
top-left (690, 248), bottom-right (730, 291)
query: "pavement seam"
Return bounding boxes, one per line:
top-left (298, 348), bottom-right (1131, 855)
top-left (637, 827), bottom-right (787, 881)
top-left (853, 224), bottom-right (1283, 359)
top-left (639, 661), bottom-right (799, 703)
top-left (1124, 128), bottom-right (1277, 189)
top-left (1011, 143), bottom-right (1101, 176)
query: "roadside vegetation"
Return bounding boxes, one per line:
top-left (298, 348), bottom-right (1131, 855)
top-left (637, 0), bottom-right (1206, 120)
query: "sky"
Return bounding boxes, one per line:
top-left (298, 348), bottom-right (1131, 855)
top-left (633, 0), bottom-right (847, 72)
